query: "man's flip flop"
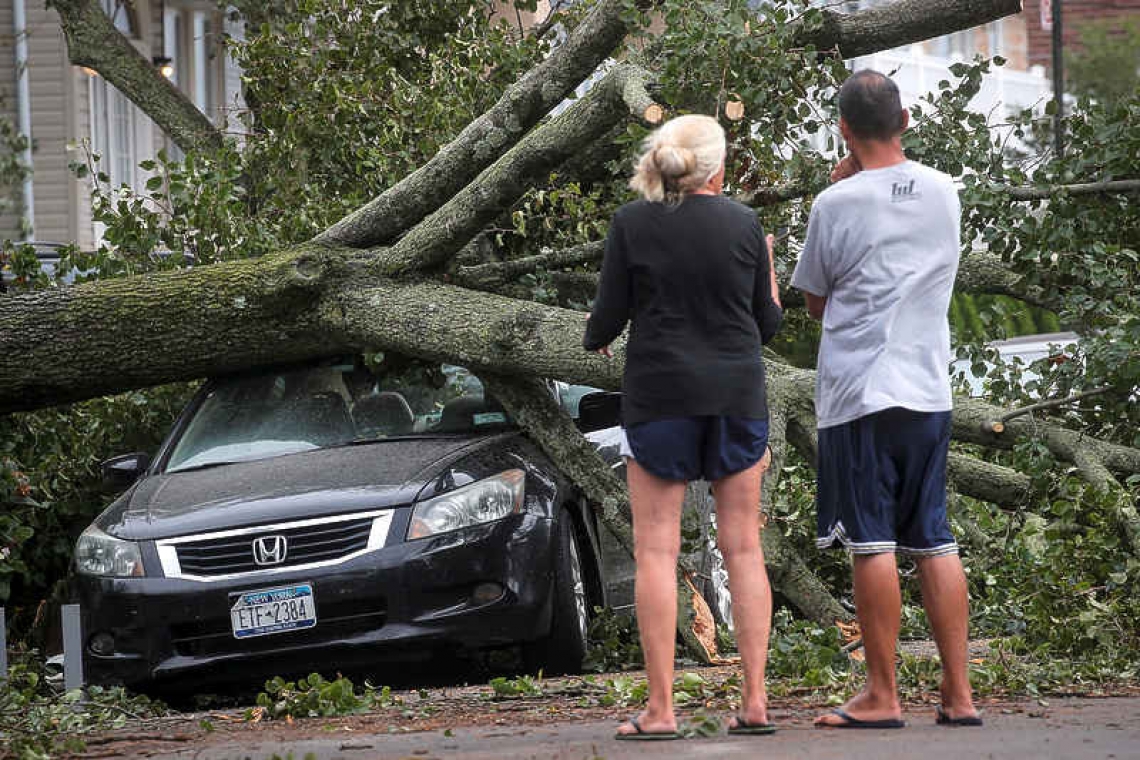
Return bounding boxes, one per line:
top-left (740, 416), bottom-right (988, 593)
top-left (819, 708), bottom-right (906, 729)
top-left (727, 715), bottom-right (777, 735)
top-left (613, 715), bottom-right (682, 741)
top-left (936, 706), bottom-right (984, 726)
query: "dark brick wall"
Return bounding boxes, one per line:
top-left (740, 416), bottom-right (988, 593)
top-left (1023, 0), bottom-right (1140, 71)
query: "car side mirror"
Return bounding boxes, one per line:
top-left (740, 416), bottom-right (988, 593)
top-left (576, 392), bottom-right (622, 434)
top-left (101, 452), bottom-right (151, 490)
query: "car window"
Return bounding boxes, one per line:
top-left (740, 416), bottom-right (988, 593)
top-left (554, 382), bottom-right (600, 419)
top-left (951, 332), bottom-right (1080, 398)
top-left (164, 358), bottom-right (513, 472)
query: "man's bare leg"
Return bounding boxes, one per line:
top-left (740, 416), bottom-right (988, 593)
top-left (916, 554), bottom-right (979, 721)
top-left (712, 460), bottom-right (772, 727)
top-left (614, 460), bottom-right (686, 737)
top-left (816, 552), bottom-right (903, 726)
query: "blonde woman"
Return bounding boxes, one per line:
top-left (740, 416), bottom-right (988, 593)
top-left (584, 114), bottom-right (783, 740)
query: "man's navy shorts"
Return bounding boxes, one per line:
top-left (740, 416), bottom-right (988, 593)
top-left (816, 407), bottom-right (958, 557)
top-left (619, 416), bottom-right (769, 482)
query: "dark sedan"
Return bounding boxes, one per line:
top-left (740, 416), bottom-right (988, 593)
top-left (72, 356), bottom-right (626, 693)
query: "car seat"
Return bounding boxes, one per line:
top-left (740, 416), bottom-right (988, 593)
top-left (352, 391), bottom-right (415, 438)
top-left (434, 395), bottom-right (510, 433)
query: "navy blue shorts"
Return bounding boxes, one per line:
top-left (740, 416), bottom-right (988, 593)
top-left (620, 416), bottom-right (769, 482)
top-left (816, 407), bottom-right (958, 557)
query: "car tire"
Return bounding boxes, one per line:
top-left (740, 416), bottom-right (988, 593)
top-left (525, 510), bottom-right (591, 675)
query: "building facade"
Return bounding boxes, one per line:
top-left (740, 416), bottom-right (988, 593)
top-left (1023, 0), bottom-right (1140, 73)
top-left (0, 0), bottom-right (242, 246)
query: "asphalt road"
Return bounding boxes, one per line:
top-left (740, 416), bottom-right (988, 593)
top-left (152, 696), bottom-right (1139, 760)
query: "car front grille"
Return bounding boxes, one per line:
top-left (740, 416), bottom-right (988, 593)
top-left (176, 518), bottom-right (373, 576)
top-left (156, 509), bottom-right (395, 581)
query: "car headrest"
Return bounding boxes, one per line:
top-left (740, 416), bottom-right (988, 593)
top-left (353, 391), bottom-right (415, 437)
top-left (435, 394), bottom-right (510, 433)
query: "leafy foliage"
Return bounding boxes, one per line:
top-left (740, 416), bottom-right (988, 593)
top-left (250, 673), bottom-right (406, 720)
top-left (0, 101), bottom-right (29, 239)
top-left (488, 673), bottom-right (545, 698)
top-left (583, 606), bottom-right (643, 673)
top-left (0, 386), bottom-right (192, 614)
top-left (0, 656), bottom-right (167, 760)
top-left (1067, 17), bottom-right (1140, 107)
top-left (229, 0), bottom-right (553, 243)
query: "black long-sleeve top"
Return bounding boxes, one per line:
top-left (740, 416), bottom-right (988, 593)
top-left (583, 195), bottom-right (783, 427)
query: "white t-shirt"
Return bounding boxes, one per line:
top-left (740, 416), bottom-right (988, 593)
top-left (791, 160), bottom-right (960, 429)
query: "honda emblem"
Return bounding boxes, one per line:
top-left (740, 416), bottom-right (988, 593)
top-left (252, 535), bottom-right (288, 566)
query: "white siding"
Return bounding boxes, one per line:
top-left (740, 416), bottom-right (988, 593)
top-left (0, 1), bottom-right (23, 238)
top-left (222, 11), bottom-right (246, 134)
top-left (24, 3), bottom-right (71, 244)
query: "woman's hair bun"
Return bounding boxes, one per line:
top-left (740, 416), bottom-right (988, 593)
top-left (653, 145), bottom-right (696, 179)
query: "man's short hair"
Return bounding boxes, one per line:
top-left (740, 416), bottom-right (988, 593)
top-left (838, 70), bottom-right (904, 140)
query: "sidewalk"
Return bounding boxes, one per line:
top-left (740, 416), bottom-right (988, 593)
top-left (155, 696), bottom-right (1139, 760)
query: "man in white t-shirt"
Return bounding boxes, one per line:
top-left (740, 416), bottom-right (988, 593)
top-left (792, 69), bottom-right (981, 729)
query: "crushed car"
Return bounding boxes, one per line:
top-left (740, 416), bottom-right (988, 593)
top-left (73, 354), bottom-right (726, 693)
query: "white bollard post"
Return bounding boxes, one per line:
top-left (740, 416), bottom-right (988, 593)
top-left (0, 607), bottom-right (8, 681)
top-left (61, 603), bottom-right (84, 691)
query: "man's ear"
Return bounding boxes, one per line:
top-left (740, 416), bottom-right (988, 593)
top-left (839, 116), bottom-right (852, 142)
top-left (898, 108), bottom-right (910, 133)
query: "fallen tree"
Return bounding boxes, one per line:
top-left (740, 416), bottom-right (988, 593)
top-left (5, 0), bottom-right (1139, 661)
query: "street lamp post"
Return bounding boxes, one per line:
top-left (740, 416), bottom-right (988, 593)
top-left (1052, 0), bottom-right (1064, 158)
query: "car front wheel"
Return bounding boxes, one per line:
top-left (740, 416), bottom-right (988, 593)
top-left (525, 510), bottom-right (590, 674)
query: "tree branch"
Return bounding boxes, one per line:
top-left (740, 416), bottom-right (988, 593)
top-left (377, 64), bottom-right (658, 275)
top-left (452, 241), bottom-right (605, 289)
top-left (313, 0), bottom-right (1029, 252)
top-left (49, 0), bottom-right (223, 155)
top-left (804, 0), bottom-right (1024, 59)
top-left (1003, 178), bottom-right (1140, 201)
top-left (453, 239), bottom-right (1061, 318)
top-left (312, 0), bottom-right (645, 249)
top-left (741, 178), bottom-right (1140, 210)
top-left (951, 393), bottom-right (1140, 556)
top-left (946, 452), bottom-right (1032, 507)
top-left (951, 250), bottom-right (1058, 312)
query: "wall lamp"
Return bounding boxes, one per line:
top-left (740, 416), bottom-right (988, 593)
top-left (152, 55), bottom-right (175, 79)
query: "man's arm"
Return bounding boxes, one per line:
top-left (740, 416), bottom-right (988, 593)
top-left (804, 292), bottom-right (827, 320)
top-left (795, 156), bottom-right (860, 320)
top-left (791, 201), bottom-right (831, 320)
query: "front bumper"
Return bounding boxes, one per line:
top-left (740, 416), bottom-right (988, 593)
top-left (74, 512), bottom-right (556, 690)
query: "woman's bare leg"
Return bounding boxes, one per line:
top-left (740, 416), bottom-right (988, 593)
top-left (615, 459), bottom-right (687, 736)
top-left (713, 459), bottom-right (772, 726)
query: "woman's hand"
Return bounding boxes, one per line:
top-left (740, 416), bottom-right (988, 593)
top-left (595, 346), bottom-right (613, 359)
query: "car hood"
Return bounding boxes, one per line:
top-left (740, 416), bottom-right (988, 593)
top-left (100, 436), bottom-right (501, 540)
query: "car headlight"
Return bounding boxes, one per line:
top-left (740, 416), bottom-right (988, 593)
top-left (75, 525), bottom-right (145, 577)
top-left (407, 469), bottom-right (525, 540)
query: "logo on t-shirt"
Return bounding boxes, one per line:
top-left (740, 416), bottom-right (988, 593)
top-left (890, 179), bottom-right (922, 203)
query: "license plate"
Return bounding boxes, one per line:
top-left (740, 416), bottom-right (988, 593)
top-left (230, 583), bottom-right (317, 639)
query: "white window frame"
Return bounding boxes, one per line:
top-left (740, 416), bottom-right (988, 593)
top-left (90, 0), bottom-right (155, 244)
